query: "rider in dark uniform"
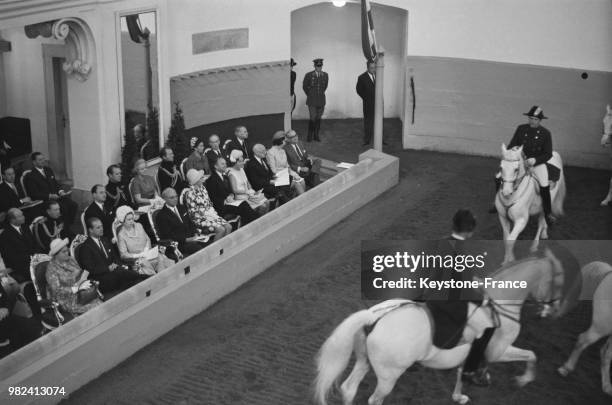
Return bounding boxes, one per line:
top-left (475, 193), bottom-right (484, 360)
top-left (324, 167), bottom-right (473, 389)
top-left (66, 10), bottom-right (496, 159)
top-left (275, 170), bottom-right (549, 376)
top-left (422, 210), bottom-right (495, 386)
top-left (490, 106), bottom-right (556, 226)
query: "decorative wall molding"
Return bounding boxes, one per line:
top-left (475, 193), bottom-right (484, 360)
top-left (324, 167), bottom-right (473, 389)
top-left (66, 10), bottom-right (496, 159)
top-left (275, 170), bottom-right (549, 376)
top-left (24, 17), bottom-right (95, 81)
top-left (170, 60), bottom-right (291, 129)
top-left (170, 60), bottom-right (290, 82)
top-left (0, 0), bottom-right (120, 23)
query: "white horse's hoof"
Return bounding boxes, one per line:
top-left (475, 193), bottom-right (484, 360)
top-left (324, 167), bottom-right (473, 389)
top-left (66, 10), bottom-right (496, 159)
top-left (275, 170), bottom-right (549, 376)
top-left (557, 365), bottom-right (571, 377)
top-left (515, 375), bottom-right (533, 387)
top-left (602, 199), bottom-right (611, 207)
top-left (452, 393), bottom-right (470, 404)
top-left (603, 385), bottom-right (612, 396)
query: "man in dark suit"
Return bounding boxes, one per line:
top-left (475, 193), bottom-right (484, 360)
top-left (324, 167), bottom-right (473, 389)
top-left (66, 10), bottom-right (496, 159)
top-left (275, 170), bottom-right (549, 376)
top-left (283, 130), bottom-right (321, 188)
top-left (303, 58), bottom-right (328, 142)
top-left (356, 60), bottom-right (376, 146)
top-left (85, 184), bottom-right (114, 239)
top-left (156, 188), bottom-right (204, 259)
top-left (0, 278), bottom-right (42, 355)
top-left (0, 166), bottom-right (34, 225)
top-left (0, 208), bottom-right (40, 283)
top-left (78, 217), bottom-right (147, 294)
top-left (205, 134), bottom-right (225, 166)
top-left (23, 152), bottom-right (77, 227)
top-left (246, 144), bottom-right (290, 206)
top-left (206, 157), bottom-right (259, 225)
top-left (33, 200), bottom-right (75, 252)
top-left (224, 126), bottom-right (252, 160)
top-left (0, 208), bottom-right (42, 317)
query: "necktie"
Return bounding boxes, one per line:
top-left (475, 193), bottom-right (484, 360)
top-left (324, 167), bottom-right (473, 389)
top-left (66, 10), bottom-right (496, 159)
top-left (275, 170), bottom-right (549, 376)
top-left (174, 207), bottom-right (183, 223)
top-left (222, 174), bottom-right (230, 190)
top-left (261, 158), bottom-right (269, 171)
top-left (9, 183), bottom-right (17, 196)
top-left (98, 239), bottom-right (108, 258)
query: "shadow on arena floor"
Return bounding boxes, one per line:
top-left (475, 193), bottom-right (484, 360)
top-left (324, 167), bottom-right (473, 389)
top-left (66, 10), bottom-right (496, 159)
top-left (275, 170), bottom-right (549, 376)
top-left (62, 118), bottom-right (612, 405)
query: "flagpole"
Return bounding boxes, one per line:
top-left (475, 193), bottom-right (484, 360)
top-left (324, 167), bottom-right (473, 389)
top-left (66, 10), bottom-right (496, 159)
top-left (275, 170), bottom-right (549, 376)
top-left (373, 50), bottom-right (384, 152)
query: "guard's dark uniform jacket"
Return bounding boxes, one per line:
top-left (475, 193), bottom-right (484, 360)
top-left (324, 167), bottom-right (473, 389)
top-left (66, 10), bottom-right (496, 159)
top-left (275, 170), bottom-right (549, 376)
top-left (508, 124), bottom-right (552, 166)
top-left (302, 70), bottom-right (328, 107)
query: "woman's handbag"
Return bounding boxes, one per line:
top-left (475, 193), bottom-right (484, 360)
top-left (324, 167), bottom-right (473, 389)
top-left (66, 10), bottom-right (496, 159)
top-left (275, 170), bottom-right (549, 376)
top-left (76, 280), bottom-right (103, 305)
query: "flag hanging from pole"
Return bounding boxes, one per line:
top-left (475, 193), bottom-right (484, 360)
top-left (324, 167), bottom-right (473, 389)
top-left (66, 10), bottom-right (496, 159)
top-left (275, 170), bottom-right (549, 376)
top-left (361, 0), bottom-right (378, 61)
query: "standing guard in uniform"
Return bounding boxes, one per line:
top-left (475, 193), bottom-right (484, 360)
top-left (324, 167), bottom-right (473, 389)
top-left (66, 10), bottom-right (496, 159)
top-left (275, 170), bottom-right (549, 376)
top-left (290, 58), bottom-right (297, 115)
top-left (490, 106), bottom-right (556, 226)
top-left (302, 58), bottom-right (328, 142)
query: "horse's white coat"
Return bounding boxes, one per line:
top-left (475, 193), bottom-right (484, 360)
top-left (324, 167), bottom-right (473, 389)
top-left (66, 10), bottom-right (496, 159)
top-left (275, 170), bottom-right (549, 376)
top-left (314, 256), bottom-right (561, 405)
top-left (495, 144), bottom-right (566, 263)
top-left (559, 261), bottom-right (612, 397)
top-left (600, 105), bottom-right (612, 206)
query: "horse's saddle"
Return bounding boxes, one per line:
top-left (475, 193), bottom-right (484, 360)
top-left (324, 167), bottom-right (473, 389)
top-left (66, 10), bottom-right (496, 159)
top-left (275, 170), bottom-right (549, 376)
top-left (546, 163), bottom-right (561, 183)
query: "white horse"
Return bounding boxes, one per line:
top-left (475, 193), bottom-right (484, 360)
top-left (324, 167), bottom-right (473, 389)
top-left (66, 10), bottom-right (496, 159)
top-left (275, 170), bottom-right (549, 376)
top-left (558, 261), bottom-right (612, 396)
top-left (600, 105), bottom-right (612, 206)
top-left (495, 144), bottom-right (566, 263)
top-left (314, 253), bottom-right (564, 405)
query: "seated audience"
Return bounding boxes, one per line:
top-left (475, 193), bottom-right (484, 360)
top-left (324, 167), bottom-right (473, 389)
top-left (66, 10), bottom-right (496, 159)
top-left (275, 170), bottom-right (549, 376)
top-left (116, 206), bottom-right (174, 275)
top-left (245, 144), bottom-right (291, 206)
top-left (266, 131), bottom-right (305, 196)
top-left (24, 152), bottom-right (78, 227)
top-left (206, 158), bottom-right (260, 225)
top-left (0, 208), bottom-right (41, 317)
top-left (78, 217), bottom-right (147, 294)
top-left (0, 273), bottom-right (42, 356)
top-left (284, 129), bottom-right (321, 188)
top-left (205, 134), bottom-right (224, 166)
top-left (184, 169), bottom-right (232, 241)
top-left (227, 150), bottom-right (269, 216)
top-left (105, 164), bottom-right (132, 217)
top-left (85, 184), bottom-right (115, 240)
top-left (225, 126), bottom-right (252, 160)
top-left (0, 166), bottom-right (33, 225)
top-left (184, 137), bottom-right (210, 174)
top-left (131, 158), bottom-right (160, 208)
top-left (45, 238), bottom-right (102, 317)
top-left (158, 147), bottom-right (187, 194)
top-left (34, 200), bottom-right (75, 252)
top-left (156, 188), bottom-right (204, 259)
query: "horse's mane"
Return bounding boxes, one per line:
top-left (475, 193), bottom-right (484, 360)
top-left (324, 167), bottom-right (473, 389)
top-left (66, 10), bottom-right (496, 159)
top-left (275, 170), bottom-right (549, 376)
top-left (490, 254), bottom-right (544, 278)
top-left (501, 146), bottom-right (525, 161)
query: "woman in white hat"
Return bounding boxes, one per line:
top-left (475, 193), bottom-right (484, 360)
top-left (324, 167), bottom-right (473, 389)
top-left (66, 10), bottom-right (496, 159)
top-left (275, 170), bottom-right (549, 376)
top-left (46, 238), bottom-right (102, 316)
top-left (228, 149), bottom-right (269, 215)
top-left (115, 206), bottom-right (174, 275)
top-left (184, 168), bottom-right (232, 241)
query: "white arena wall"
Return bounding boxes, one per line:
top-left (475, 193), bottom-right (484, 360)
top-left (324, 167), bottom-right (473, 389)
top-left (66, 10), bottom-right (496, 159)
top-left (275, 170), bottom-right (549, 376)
top-left (0, 150), bottom-right (399, 404)
top-left (0, 0), bottom-right (611, 193)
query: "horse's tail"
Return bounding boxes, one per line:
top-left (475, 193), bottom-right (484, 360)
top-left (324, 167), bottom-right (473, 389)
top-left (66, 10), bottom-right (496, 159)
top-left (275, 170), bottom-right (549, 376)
top-left (314, 309), bottom-right (377, 405)
top-left (552, 155), bottom-right (566, 217)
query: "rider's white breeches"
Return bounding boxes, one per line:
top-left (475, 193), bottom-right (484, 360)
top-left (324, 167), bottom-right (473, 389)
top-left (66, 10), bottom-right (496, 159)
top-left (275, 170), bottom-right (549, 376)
top-left (532, 164), bottom-right (549, 187)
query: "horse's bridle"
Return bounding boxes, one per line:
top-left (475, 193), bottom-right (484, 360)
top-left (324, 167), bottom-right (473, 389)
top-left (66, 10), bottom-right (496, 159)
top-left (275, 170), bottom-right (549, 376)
top-left (499, 157), bottom-right (532, 209)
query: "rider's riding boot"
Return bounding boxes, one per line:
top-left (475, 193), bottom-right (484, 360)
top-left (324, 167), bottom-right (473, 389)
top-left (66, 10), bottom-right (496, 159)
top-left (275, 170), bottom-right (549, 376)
top-left (462, 327), bottom-right (494, 386)
top-left (488, 177), bottom-right (502, 213)
top-left (540, 185), bottom-right (556, 227)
